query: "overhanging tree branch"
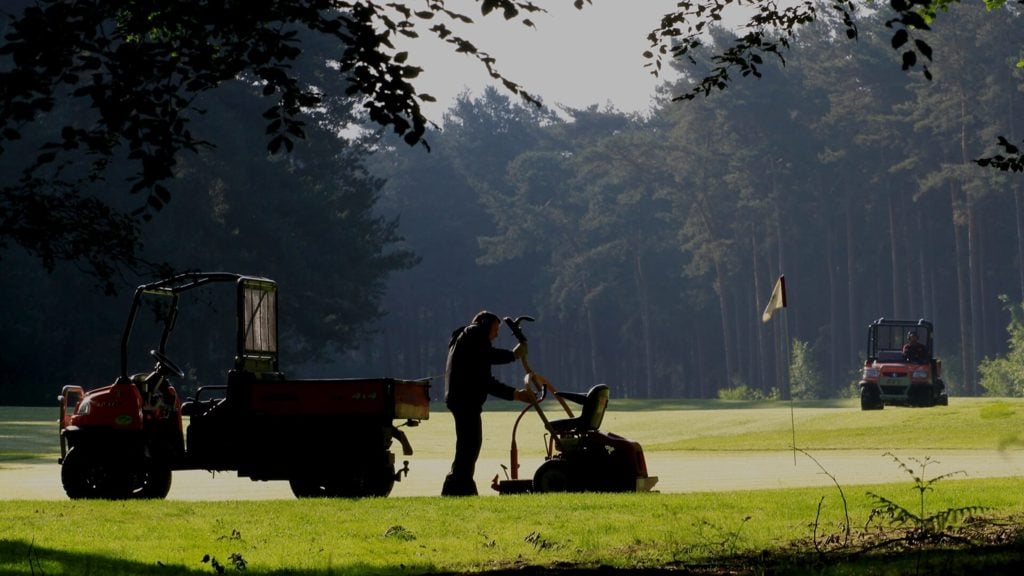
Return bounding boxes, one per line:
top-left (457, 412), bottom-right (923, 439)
top-left (0, 0), bottom-right (568, 284)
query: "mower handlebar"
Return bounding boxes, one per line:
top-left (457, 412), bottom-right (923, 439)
top-left (503, 315), bottom-right (534, 344)
top-left (524, 372), bottom-right (552, 403)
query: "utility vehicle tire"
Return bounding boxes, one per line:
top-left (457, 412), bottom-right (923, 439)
top-left (368, 464), bottom-right (396, 497)
top-left (289, 478), bottom-right (330, 498)
top-left (935, 380), bottom-right (949, 406)
top-left (860, 389), bottom-right (883, 411)
top-left (533, 459), bottom-right (575, 493)
top-left (908, 385), bottom-right (931, 407)
top-left (289, 463), bottom-right (396, 499)
top-left (61, 448), bottom-right (132, 499)
top-left (136, 459), bottom-right (173, 499)
top-left (331, 462), bottom-right (396, 498)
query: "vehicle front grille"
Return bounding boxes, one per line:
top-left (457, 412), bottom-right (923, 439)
top-left (880, 376), bottom-right (909, 395)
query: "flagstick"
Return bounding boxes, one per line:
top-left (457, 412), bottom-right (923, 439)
top-left (784, 307), bottom-right (795, 465)
top-left (761, 274), bottom-right (794, 464)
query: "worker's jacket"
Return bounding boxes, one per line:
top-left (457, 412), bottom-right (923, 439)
top-left (444, 322), bottom-right (516, 414)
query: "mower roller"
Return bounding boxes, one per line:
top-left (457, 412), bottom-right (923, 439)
top-left (491, 316), bottom-right (658, 494)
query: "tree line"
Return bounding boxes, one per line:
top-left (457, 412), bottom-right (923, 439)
top-left (359, 2), bottom-right (1024, 401)
top-left (2, 2), bottom-right (1023, 405)
top-left (0, 31), bottom-right (417, 404)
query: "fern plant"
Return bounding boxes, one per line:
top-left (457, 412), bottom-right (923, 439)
top-left (865, 452), bottom-right (990, 537)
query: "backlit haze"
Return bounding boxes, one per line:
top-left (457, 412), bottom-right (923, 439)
top-left (395, 1), bottom-right (682, 123)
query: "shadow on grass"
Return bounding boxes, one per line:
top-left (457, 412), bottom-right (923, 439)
top-left (4, 537), bottom-right (1024, 576)
top-left (0, 539), bottom-right (441, 576)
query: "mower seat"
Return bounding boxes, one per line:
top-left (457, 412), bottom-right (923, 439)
top-left (548, 384), bottom-right (609, 435)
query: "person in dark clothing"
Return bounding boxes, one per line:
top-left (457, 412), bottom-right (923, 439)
top-left (442, 310), bottom-right (532, 496)
top-left (902, 331), bottom-right (929, 363)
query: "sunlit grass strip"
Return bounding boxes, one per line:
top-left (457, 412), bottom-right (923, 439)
top-left (606, 398), bottom-right (1024, 452)
top-left (1, 477), bottom-right (1022, 575)
top-left (4, 399), bottom-right (1024, 463)
top-left (0, 411), bottom-right (61, 463)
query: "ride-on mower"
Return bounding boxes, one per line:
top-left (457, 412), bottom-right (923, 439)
top-left (490, 316), bottom-right (658, 494)
top-left (57, 272), bottom-right (430, 499)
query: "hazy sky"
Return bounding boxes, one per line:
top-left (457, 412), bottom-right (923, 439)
top-left (396, 1), bottom-right (682, 123)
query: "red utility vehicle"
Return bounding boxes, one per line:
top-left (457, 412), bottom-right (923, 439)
top-left (58, 272), bottom-right (429, 499)
top-left (857, 318), bottom-right (948, 410)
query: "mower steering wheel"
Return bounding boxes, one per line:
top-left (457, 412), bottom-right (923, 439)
top-left (150, 349), bottom-right (185, 378)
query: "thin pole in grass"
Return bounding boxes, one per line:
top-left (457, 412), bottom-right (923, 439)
top-left (785, 306), bottom-right (793, 465)
top-left (761, 274), bottom-right (793, 464)
top-left (796, 447), bottom-right (852, 549)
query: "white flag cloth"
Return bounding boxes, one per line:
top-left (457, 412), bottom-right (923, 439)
top-left (762, 275), bottom-right (787, 323)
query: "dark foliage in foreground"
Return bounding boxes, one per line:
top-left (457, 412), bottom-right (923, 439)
top-left (441, 515), bottom-right (1024, 575)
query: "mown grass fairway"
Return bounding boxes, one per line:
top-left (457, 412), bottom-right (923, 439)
top-left (600, 397), bottom-right (1024, 452)
top-left (0, 407), bottom-right (59, 464)
top-left (4, 398), bottom-right (1024, 463)
top-left (1, 478), bottom-right (1023, 575)
top-left (2, 399), bottom-right (1023, 574)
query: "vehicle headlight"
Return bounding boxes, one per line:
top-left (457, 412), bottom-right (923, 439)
top-left (76, 398), bottom-right (91, 416)
top-left (912, 369), bottom-right (929, 379)
top-left (863, 367), bottom-right (880, 379)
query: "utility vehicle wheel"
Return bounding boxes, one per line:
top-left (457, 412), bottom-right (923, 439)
top-left (331, 463), bottom-right (396, 498)
top-left (289, 464), bottom-right (396, 499)
top-left (533, 459), bottom-right (575, 493)
top-left (136, 459), bottom-right (172, 499)
top-left (908, 385), bottom-right (931, 407)
top-left (860, 389), bottom-right (883, 411)
top-left (61, 448), bottom-right (132, 499)
top-left (935, 380), bottom-right (949, 406)
top-left (288, 477), bottom-right (330, 498)
top-left (367, 464), bottom-right (396, 497)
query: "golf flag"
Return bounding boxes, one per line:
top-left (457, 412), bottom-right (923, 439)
top-left (762, 275), bottom-right (787, 323)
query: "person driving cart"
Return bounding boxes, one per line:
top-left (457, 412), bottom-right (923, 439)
top-left (442, 310), bottom-right (531, 496)
top-left (902, 331), bottom-right (929, 363)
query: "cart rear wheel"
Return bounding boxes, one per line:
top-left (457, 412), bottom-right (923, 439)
top-left (330, 462), bottom-right (396, 498)
top-left (290, 462), bottom-right (396, 499)
top-left (533, 459), bottom-right (574, 493)
top-left (136, 459), bottom-right (173, 499)
top-left (289, 477), bottom-right (330, 498)
top-left (61, 448), bottom-right (132, 499)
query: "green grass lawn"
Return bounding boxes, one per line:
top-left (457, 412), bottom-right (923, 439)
top-left (2, 398), bottom-right (1023, 574)
top-left (0, 406), bottom-right (60, 464)
top-left (606, 397), bottom-right (1024, 452)
top-left (5, 397), bottom-right (1024, 463)
top-left (1, 478), bottom-right (1023, 575)
top-left (479, 396), bottom-right (1024, 455)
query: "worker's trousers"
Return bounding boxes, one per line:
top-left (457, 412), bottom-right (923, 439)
top-left (442, 409), bottom-right (481, 496)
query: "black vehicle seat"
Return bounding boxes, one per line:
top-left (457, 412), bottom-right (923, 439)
top-left (180, 400), bottom-right (206, 417)
top-left (181, 384), bottom-right (229, 418)
top-left (548, 384), bottom-right (609, 435)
